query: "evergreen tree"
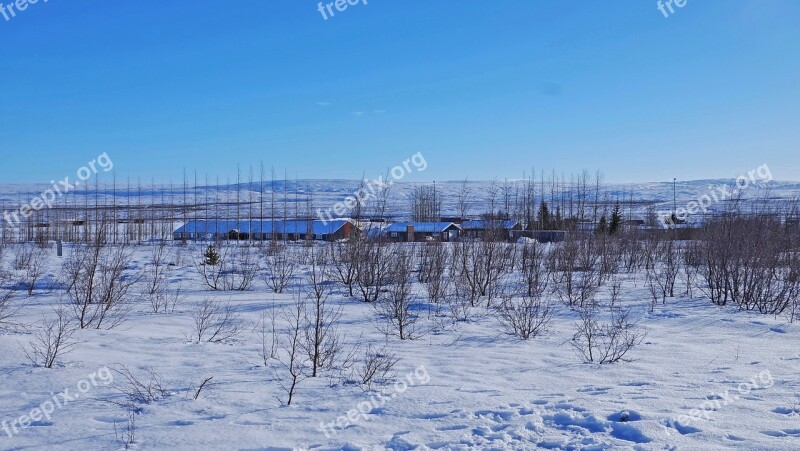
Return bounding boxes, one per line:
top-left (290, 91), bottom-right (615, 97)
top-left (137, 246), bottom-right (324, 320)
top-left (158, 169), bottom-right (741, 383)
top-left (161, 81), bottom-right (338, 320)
top-left (596, 214), bottom-right (608, 235)
top-left (609, 203), bottom-right (623, 235)
top-left (537, 201), bottom-right (551, 230)
top-left (204, 244), bottom-right (220, 266)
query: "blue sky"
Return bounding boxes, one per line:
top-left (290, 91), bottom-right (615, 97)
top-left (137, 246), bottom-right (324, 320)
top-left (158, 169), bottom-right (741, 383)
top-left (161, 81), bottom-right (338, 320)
top-left (1, 0), bottom-right (799, 184)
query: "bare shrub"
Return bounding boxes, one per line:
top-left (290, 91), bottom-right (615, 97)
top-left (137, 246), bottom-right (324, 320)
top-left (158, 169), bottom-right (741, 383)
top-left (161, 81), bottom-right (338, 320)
top-left (263, 246), bottom-right (297, 294)
top-left (699, 216), bottom-right (800, 313)
top-left (61, 239), bottom-right (138, 329)
top-left (112, 365), bottom-right (169, 405)
top-left (255, 308), bottom-right (279, 366)
top-left (375, 246), bottom-right (419, 340)
top-left (301, 250), bottom-right (344, 377)
top-left (419, 243), bottom-right (450, 304)
top-left (148, 283), bottom-right (184, 314)
top-left (142, 241), bottom-right (172, 296)
top-left (453, 240), bottom-right (515, 307)
top-left (571, 307), bottom-right (645, 364)
top-left (22, 307), bottom-right (78, 368)
top-left (114, 406), bottom-right (136, 450)
top-left (196, 243), bottom-right (260, 291)
top-left (0, 269), bottom-right (21, 325)
top-left (354, 239), bottom-right (391, 303)
top-left (496, 291), bottom-right (552, 340)
top-left (355, 344), bottom-right (399, 392)
top-left (190, 299), bottom-right (243, 343)
top-left (551, 238), bottom-right (600, 308)
top-left (276, 297), bottom-right (309, 405)
top-left (16, 245), bottom-right (49, 296)
top-left (329, 240), bottom-right (358, 297)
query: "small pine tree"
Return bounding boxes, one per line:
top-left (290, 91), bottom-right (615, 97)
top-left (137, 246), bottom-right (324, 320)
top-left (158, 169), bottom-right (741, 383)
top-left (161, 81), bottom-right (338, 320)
top-left (537, 201), bottom-right (551, 230)
top-left (596, 214), bottom-right (608, 235)
top-left (609, 203), bottom-right (623, 235)
top-left (204, 245), bottom-right (220, 266)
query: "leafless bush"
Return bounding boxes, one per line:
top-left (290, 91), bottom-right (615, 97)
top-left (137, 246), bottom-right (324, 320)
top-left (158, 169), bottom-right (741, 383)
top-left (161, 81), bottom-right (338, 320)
top-left (22, 307), bottom-right (78, 368)
top-left (419, 243), bottom-right (450, 304)
top-left (13, 244), bottom-right (50, 296)
top-left (645, 240), bottom-right (680, 308)
top-left (0, 269), bottom-right (21, 325)
top-left (263, 246), bottom-right (297, 293)
top-left (61, 239), bottom-right (138, 329)
top-left (521, 241), bottom-right (551, 298)
top-left (571, 307), bottom-right (645, 364)
top-left (354, 239), bottom-right (391, 303)
top-left (682, 241), bottom-right (703, 298)
top-left (496, 291), bottom-right (552, 340)
top-left (143, 241), bottom-right (172, 296)
top-left (190, 299), bottom-right (243, 343)
top-left (114, 405), bottom-right (136, 450)
top-left (329, 240), bottom-right (358, 297)
top-left (375, 246), bottom-right (419, 340)
top-left (12, 243), bottom-right (36, 271)
top-left (196, 243), bottom-right (260, 291)
top-left (551, 238), bottom-right (600, 308)
top-left (700, 216), bottom-right (800, 313)
top-left (302, 250), bottom-right (344, 376)
top-left (276, 297), bottom-right (309, 405)
top-left (255, 308), bottom-right (279, 366)
top-left (112, 365), bottom-right (169, 405)
top-left (453, 240), bottom-right (515, 307)
top-left (355, 344), bottom-right (399, 391)
top-left (147, 283), bottom-right (184, 314)
top-left (609, 275), bottom-right (622, 309)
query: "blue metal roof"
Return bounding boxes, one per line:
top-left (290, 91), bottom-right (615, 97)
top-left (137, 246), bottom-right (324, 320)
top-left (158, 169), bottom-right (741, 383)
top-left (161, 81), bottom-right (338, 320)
top-left (384, 222), bottom-right (460, 234)
top-left (460, 220), bottom-right (519, 231)
top-left (174, 220), bottom-right (350, 236)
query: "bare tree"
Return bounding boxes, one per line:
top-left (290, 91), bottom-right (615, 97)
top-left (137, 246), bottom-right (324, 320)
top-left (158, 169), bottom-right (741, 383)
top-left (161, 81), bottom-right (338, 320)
top-left (550, 238), bottom-right (600, 308)
top-left (302, 250), bottom-right (344, 377)
top-left (571, 306), bottom-right (645, 364)
top-left (328, 240), bottom-right (358, 297)
top-left (496, 291), bottom-right (552, 340)
top-left (419, 242), bottom-right (450, 304)
top-left (355, 344), bottom-right (399, 392)
top-left (255, 308), bottom-right (279, 366)
top-left (276, 296), bottom-right (309, 405)
top-left (264, 245), bottom-right (297, 294)
top-left (61, 238), bottom-right (138, 330)
top-left (22, 307), bottom-right (78, 368)
top-left (410, 185), bottom-right (442, 222)
top-left (0, 268), bottom-right (21, 325)
top-left (375, 245), bottom-right (419, 340)
top-left (190, 299), bottom-right (243, 343)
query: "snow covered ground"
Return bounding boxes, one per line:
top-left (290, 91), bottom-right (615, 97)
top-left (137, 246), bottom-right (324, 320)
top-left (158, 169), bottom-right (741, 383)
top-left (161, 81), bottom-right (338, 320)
top-left (1, 242), bottom-right (800, 450)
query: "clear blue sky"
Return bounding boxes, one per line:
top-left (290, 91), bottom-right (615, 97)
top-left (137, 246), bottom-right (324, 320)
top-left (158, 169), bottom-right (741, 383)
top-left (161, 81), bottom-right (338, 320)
top-left (1, 0), bottom-right (799, 184)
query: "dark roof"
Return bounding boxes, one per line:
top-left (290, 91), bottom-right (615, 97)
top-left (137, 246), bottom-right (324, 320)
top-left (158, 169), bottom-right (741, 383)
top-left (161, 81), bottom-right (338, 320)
top-left (460, 220), bottom-right (519, 231)
top-left (384, 222), bottom-right (461, 234)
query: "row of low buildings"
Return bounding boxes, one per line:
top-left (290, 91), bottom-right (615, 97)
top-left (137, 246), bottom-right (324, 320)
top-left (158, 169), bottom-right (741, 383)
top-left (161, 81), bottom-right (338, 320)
top-left (171, 219), bottom-right (572, 243)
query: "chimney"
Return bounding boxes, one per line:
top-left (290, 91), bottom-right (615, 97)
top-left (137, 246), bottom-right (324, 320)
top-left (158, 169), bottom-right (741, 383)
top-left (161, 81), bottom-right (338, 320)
top-left (406, 224), bottom-right (415, 242)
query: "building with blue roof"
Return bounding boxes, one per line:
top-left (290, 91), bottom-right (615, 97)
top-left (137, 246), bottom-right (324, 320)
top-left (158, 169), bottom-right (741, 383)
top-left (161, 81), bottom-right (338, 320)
top-left (383, 222), bottom-right (461, 242)
top-left (173, 219), bottom-right (354, 242)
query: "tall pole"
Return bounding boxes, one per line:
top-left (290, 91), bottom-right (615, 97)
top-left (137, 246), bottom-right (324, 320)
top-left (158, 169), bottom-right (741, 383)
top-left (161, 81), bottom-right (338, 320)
top-left (673, 177), bottom-right (677, 227)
